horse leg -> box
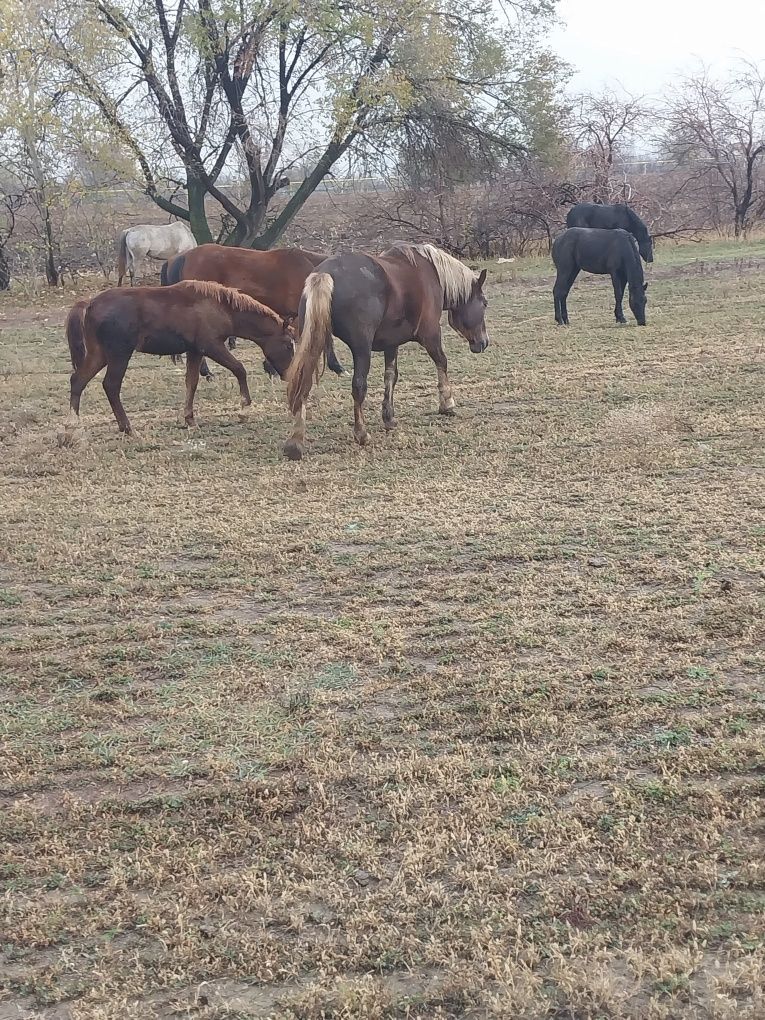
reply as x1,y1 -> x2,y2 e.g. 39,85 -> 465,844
201,344 -> 252,410
327,337 -> 346,376
285,403 -> 307,460
553,272 -> 564,325
200,358 -> 214,381
421,333 -> 456,415
554,268 -> 578,325
129,246 -> 143,286
227,337 -> 237,350
382,347 -> 399,430
351,345 -> 372,446
183,351 -> 203,427
612,273 -> 627,324
69,345 -> 108,421
102,353 -> 134,434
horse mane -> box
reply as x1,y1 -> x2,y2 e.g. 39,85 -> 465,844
175,279 -> 283,324
388,243 -> 477,306
624,205 -> 649,239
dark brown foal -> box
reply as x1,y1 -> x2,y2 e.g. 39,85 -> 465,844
68,281 -> 294,435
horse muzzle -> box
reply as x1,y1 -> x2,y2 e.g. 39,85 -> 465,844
469,335 -> 489,354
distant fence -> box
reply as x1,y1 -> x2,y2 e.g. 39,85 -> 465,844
74,159 -> 720,204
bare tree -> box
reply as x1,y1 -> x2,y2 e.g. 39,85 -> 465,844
664,62 -> 765,237
572,89 -> 647,202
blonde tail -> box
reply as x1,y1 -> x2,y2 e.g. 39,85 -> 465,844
284,272 -> 334,460
286,273 -> 334,415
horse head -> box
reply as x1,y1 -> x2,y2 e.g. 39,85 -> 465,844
638,235 -> 654,263
629,281 -> 648,326
448,269 -> 490,353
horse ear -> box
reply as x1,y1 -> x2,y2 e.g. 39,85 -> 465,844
476,269 -> 487,289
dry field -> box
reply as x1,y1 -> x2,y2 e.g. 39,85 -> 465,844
1,240 -> 764,1019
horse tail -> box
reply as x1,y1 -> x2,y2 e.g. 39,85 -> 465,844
66,300 -> 88,370
286,273 -> 334,414
164,253 -> 185,286
117,230 -> 129,286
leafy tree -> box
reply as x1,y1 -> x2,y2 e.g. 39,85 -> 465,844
0,3 -> 70,284
44,0 -> 565,247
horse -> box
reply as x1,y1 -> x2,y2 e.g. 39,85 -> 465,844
161,243 -> 345,377
117,222 -> 197,286
552,228 -> 648,327
67,281 -> 295,436
283,243 -> 490,460
566,203 -> 654,263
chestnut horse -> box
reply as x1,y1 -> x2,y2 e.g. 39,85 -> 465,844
162,244 -> 345,377
284,243 -> 490,460
67,281 -> 295,435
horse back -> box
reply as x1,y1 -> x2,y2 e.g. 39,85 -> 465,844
568,202 -> 639,233
554,227 -> 635,275
319,249 -> 441,344
87,284 -> 229,355
176,244 -> 321,317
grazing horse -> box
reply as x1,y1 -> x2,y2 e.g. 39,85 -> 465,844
117,222 -> 197,286
552,228 -> 648,327
67,281 -> 295,435
162,243 -> 345,377
566,203 -> 654,263
284,243 -> 490,460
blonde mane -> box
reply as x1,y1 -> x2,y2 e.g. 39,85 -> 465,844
388,243 -> 478,306
175,279 -> 283,324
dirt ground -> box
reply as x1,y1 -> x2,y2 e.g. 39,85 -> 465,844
0,239 -> 764,1019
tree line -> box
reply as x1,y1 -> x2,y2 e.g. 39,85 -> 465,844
1,1 -> 764,287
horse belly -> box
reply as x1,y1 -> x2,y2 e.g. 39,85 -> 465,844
138,332 -> 190,356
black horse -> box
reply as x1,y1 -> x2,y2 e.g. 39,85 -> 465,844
566,202 -> 654,263
552,228 -> 648,327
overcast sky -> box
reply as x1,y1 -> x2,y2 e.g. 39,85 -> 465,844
549,0 -> 765,95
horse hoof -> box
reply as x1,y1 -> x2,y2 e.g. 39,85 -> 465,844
439,405 -> 457,417
383,417 -> 398,431
354,430 -> 371,447
284,439 -> 304,461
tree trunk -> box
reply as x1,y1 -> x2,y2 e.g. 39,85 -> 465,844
225,209 -> 268,248
187,175 -> 214,243
0,246 -> 10,291
41,204 -> 60,287
253,136 -> 355,249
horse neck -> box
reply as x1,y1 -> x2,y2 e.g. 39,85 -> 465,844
624,243 -> 644,288
230,306 -> 275,340
626,208 -> 645,238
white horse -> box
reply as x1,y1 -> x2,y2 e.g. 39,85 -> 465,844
117,222 -> 197,286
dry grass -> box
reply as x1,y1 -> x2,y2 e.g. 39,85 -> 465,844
1,239 -> 764,1019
